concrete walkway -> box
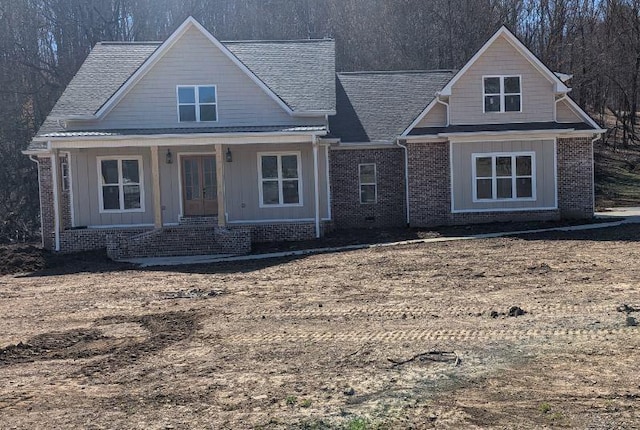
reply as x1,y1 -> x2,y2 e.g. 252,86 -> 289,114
122,207 -> 640,268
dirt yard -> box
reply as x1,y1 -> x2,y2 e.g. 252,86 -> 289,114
1,225 -> 640,429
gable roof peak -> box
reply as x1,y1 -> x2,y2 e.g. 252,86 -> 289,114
439,24 -> 569,96
93,14 -> 303,119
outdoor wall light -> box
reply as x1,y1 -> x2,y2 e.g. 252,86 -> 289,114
226,147 -> 233,162
166,148 -> 173,164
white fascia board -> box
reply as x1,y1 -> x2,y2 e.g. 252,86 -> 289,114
401,97 -> 440,137
48,132 -> 326,149
439,27 -> 569,97
94,17 -> 294,119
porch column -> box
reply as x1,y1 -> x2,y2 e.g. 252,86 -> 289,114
150,146 -> 163,228
215,144 -> 226,227
51,149 -> 62,251
313,138 -> 320,238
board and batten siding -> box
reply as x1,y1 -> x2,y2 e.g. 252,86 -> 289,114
224,143 -> 329,222
416,102 -> 447,128
449,36 -> 555,125
85,26 -> 322,130
68,143 -> 328,227
451,139 -> 557,212
70,147 -> 155,227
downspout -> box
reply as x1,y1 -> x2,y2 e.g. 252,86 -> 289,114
395,138 -> 410,226
555,94 -> 568,122
29,155 -> 45,248
435,93 -> 450,126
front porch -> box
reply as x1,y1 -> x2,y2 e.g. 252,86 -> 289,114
43,131 -> 332,257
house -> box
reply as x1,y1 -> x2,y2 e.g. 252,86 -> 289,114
24,17 -> 605,258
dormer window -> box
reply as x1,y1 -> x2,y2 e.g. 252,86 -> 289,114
177,85 -> 217,122
483,76 -> 521,113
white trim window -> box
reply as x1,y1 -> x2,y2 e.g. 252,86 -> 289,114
177,85 -> 217,122
473,152 -> 535,201
483,75 -> 521,113
358,163 -> 377,204
60,155 -> 70,192
98,156 -> 145,213
258,152 -> 303,207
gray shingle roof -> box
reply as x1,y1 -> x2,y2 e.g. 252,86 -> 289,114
34,37 -> 335,142
409,121 -> 597,136
330,71 -> 455,143
37,42 -> 161,135
225,40 -> 335,113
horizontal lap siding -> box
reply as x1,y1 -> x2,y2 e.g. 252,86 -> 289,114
94,27 -> 320,130
416,102 -> 447,127
451,140 -> 556,211
450,36 -> 555,125
556,99 -> 584,123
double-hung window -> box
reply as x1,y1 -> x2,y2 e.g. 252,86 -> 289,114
177,85 -> 217,122
483,76 -> 521,113
98,157 -> 144,212
359,163 -> 377,204
473,153 -> 535,201
258,153 -> 302,207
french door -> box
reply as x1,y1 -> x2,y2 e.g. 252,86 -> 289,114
182,155 -> 217,217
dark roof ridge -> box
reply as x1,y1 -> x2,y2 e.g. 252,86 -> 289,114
338,69 -> 456,76
223,38 -> 334,44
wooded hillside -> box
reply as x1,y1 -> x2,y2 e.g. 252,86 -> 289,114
1,0 -> 638,242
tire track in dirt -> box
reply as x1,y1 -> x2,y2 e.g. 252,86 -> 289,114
225,326 -> 636,344
253,303 -> 612,320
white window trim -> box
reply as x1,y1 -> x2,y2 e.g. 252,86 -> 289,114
257,151 -> 304,208
482,75 -> 522,113
471,151 -> 536,203
60,155 -> 70,192
97,156 -> 145,213
358,163 -> 377,204
176,85 -> 218,123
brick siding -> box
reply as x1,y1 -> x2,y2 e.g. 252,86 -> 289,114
241,221 -> 334,243
37,156 -> 55,250
406,142 -> 451,227
330,147 -> 406,228
60,227 -> 152,254
106,226 -> 251,260
557,137 -> 594,218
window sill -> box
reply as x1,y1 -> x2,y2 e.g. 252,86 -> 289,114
259,203 -> 304,209
99,208 -> 146,214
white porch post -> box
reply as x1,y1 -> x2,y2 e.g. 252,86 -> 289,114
51,149 -> 61,251
215,144 -> 226,227
313,137 -> 320,238
150,146 -> 163,228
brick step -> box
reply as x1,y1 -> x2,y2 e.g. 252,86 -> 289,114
178,216 -> 218,226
